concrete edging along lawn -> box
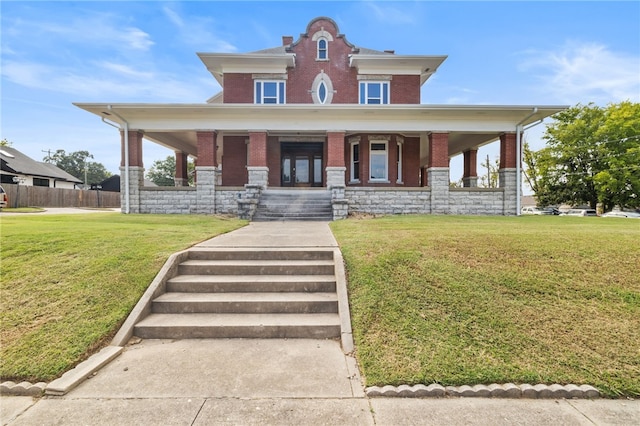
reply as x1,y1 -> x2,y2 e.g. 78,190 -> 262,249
366,383 -> 600,399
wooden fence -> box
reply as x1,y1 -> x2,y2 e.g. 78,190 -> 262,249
2,184 -> 121,208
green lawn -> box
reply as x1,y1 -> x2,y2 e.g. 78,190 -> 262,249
0,213 -> 246,381
330,215 -> 640,397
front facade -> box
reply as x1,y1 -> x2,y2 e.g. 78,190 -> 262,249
76,17 -> 565,218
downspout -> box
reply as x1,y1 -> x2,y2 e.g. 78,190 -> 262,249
515,107 -> 538,216
105,105 -> 130,214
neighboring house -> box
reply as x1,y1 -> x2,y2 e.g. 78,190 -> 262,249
93,175 -> 157,192
0,146 -> 82,189
75,16 -> 565,218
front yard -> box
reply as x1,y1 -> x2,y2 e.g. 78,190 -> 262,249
330,215 -> 640,397
1,213 -> 638,397
0,213 -> 245,381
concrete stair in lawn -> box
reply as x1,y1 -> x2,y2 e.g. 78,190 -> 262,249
133,248 -> 341,339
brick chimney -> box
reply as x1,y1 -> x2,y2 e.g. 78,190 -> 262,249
282,36 -> 293,46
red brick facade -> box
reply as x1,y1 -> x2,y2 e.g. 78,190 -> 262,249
217,17 -> 443,188
221,136 -> 247,186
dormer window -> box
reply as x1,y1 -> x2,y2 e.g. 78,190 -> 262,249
317,38 -> 328,60
255,81 -> 285,104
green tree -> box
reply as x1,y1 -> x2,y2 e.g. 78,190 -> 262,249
0,138 -> 12,147
146,155 -> 195,186
530,102 -> 640,211
44,150 -> 111,186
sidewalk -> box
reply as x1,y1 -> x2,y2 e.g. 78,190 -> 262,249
2,222 -> 639,425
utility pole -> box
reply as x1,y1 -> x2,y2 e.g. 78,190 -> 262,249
485,154 -> 491,188
42,149 -> 54,162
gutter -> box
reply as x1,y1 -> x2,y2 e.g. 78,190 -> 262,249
102,106 -> 130,214
515,108 -> 538,216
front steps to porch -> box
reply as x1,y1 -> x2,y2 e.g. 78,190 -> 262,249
133,248 -> 341,339
253,189 -> 333,221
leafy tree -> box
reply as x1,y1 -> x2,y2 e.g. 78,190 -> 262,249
146,155 -> 195,186
0,138 -> 12,147
528,102 -> 640,211
44,150 -> 111,186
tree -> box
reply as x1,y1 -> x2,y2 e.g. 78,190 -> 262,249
528,102 -> 640,211
0,138 -> 12,147
44,150 -> 111,186
146,155 -> 195,186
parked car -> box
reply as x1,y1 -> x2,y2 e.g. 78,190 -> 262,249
521,206 -> 553,215
544,207 -> 560,215
0,185 -> 7,210
602,211 -> 640,218
561,209 -> 598,217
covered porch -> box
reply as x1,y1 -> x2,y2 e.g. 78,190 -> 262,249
74,103 -> 564,218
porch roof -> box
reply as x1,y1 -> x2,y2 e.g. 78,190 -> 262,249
74,103 -> 566,158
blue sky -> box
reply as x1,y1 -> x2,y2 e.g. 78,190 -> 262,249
2,1 -> 639,185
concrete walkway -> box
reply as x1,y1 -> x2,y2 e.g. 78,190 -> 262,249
2,222 -> 639,425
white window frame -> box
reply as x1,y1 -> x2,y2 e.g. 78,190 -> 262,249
317,37 -> 328,60
369,140 -> 389,182
254,80 -> 286,104
349,137 -> 361,183
359,81 -> 390,104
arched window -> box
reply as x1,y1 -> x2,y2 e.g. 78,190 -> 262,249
317,38 -> 328,60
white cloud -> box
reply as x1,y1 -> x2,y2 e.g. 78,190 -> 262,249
162,6 -> 236,52
97,62 -> 154,80
520,41 -> 640,104
3,13 -> 154,52
2,60 -> 219,102
364,1 -> 418,25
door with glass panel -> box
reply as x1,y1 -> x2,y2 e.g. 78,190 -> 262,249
280,142 -> 323,187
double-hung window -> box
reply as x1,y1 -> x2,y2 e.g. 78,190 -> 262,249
396,139 -> 404,184
350,141 -> 360,182
370,141 -> 388,181
317,38 -> 328,60
359,81 -> 389,104
255,81 -> 286,104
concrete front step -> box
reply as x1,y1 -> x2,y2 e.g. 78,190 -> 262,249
255,190 -> 333,222
134,313 -> 341,339
167,275 -> 337,293
253,216 -> 334,222
152,292 -> 338,314
132,247 -> 343,340
187,249 -> 334,261
178,259 -> 335,276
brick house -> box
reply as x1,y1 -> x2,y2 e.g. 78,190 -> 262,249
75,17 -> 564,219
